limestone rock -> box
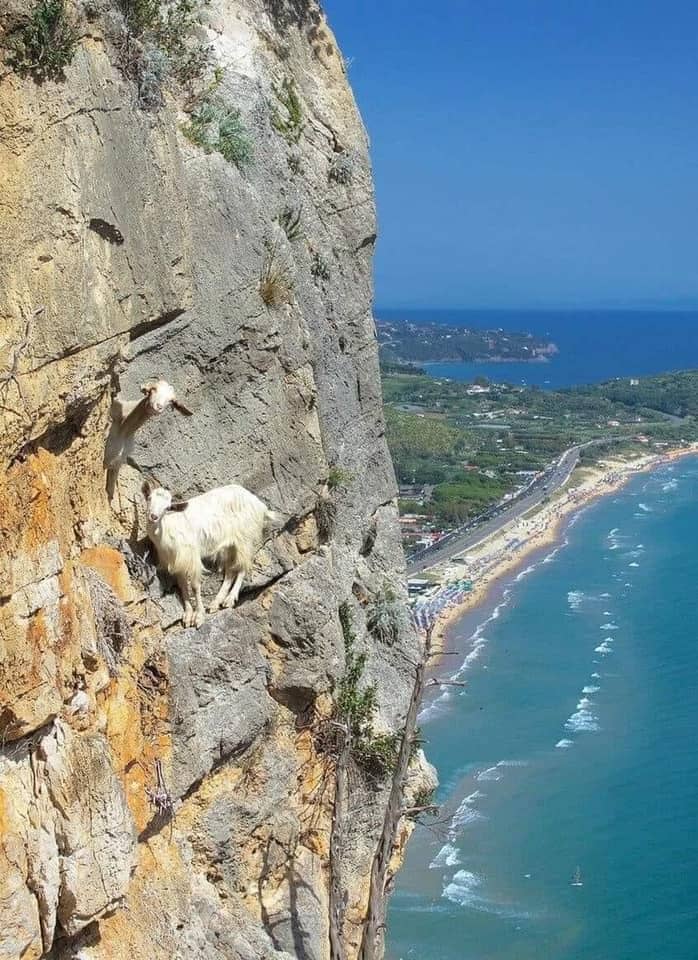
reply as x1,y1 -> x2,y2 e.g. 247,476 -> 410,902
167,610 -> 275,797
0,0 -> 426,956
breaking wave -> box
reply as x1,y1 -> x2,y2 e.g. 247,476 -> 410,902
429,843 -> 462,869
567,590 -> 584,610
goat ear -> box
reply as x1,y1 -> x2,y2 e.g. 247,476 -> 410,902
169,500 -> 189,512
141,480 -> 152,498
172,399 -> 193,417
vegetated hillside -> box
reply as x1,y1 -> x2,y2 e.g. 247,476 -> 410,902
0,4 -> 432,959
377,317 -> 558,364
383,370 -> 698,525
571,370 -> 698,418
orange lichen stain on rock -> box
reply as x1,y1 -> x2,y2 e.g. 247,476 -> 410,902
22,609 -> 54,692
104,665 -> 171,832
175,763 -> 244,832
55,564 -> 84,665
294,727 -> 331,859
88,837 -> 191,960
100,627 -> 174,831
8,451 -> 58,552
0,788 -> 10,840
80,546 -> 135,602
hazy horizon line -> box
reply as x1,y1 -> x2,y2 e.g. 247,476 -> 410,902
376,303 -> 698,313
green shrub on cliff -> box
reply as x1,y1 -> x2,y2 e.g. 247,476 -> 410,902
336,603 -> 400,776
182,98 -> 252,168
7,0 -> 79,82
115,0 -> 212,107
271,76 -> 304,144
366,584 -> 405,646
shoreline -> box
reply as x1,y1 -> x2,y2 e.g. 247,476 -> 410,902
417,444 -> 698,669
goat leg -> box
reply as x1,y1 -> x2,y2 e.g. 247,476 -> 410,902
222,570 -> 245,608
192,578 -> 205,628
176,574 -> 195,627
210,551 -> 236,611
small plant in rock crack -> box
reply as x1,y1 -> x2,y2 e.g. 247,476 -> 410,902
7,0 -> 79,82
366,583 -> 406,646
182,97 -> 253,168
328,151 -> 354,185
327,465 -> 353,491
259,241 -> 293,307
278,204 -> 303,241
287,152 -> 303,176
310,251 -> 331,282
271,76 -> 304,144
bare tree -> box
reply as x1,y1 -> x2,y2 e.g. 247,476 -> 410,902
358,625 -> 433,960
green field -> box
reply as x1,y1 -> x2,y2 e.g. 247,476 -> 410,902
383,369 -> 698,527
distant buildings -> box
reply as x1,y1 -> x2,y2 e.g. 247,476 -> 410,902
466,384 -> 491,395
398,483 -> 435,502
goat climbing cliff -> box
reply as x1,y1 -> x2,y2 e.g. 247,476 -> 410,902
0,2 -> 434,959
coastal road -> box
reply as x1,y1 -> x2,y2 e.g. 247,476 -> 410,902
406,445 -> 582,576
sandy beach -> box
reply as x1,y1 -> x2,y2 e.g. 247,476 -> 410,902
414,444 -> 698,660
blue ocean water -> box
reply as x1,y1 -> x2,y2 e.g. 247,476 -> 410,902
387,458 -> 698,960
376,309 -> 698,387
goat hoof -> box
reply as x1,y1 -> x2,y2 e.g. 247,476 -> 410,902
208,602 -> 221,614
193,610 -> 205,628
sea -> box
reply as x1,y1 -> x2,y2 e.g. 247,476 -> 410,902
376,309 -> 698,387
386,457 -> 698,960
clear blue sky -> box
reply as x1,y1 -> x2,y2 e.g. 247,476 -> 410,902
322,0 -> 698,309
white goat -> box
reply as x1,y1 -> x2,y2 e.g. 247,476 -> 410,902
104,379 -> 192,500
143,480 -> 278,628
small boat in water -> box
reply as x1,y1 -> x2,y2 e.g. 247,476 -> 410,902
571,866 -> 583,887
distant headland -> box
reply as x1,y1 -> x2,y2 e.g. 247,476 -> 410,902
376,316 -> 558,365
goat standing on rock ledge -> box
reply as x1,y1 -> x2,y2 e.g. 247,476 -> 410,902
104,379 -> 192,501
143,480 -> 279,628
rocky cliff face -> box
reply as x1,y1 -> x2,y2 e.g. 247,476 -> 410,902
0,2 -> 430,958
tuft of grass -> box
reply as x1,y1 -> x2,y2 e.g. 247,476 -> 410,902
327,465 -> 353,491
259,242 -> 293,307
218,109 -> 253,166
328,151 -> 354,185
310,251 -> 331,282
182,97 -> 252,168
315,494 -> 336,543
366,584 -> 405,646
287,152 -> 302,176
8,0 -> 79,82
278,204 -> 303,241
271,76 -> 304,144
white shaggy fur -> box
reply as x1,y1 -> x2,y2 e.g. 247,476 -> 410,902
143,481 -> 278,628
104,379 -> 192,501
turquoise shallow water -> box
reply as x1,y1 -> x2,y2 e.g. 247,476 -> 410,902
387,457 -> 698,960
